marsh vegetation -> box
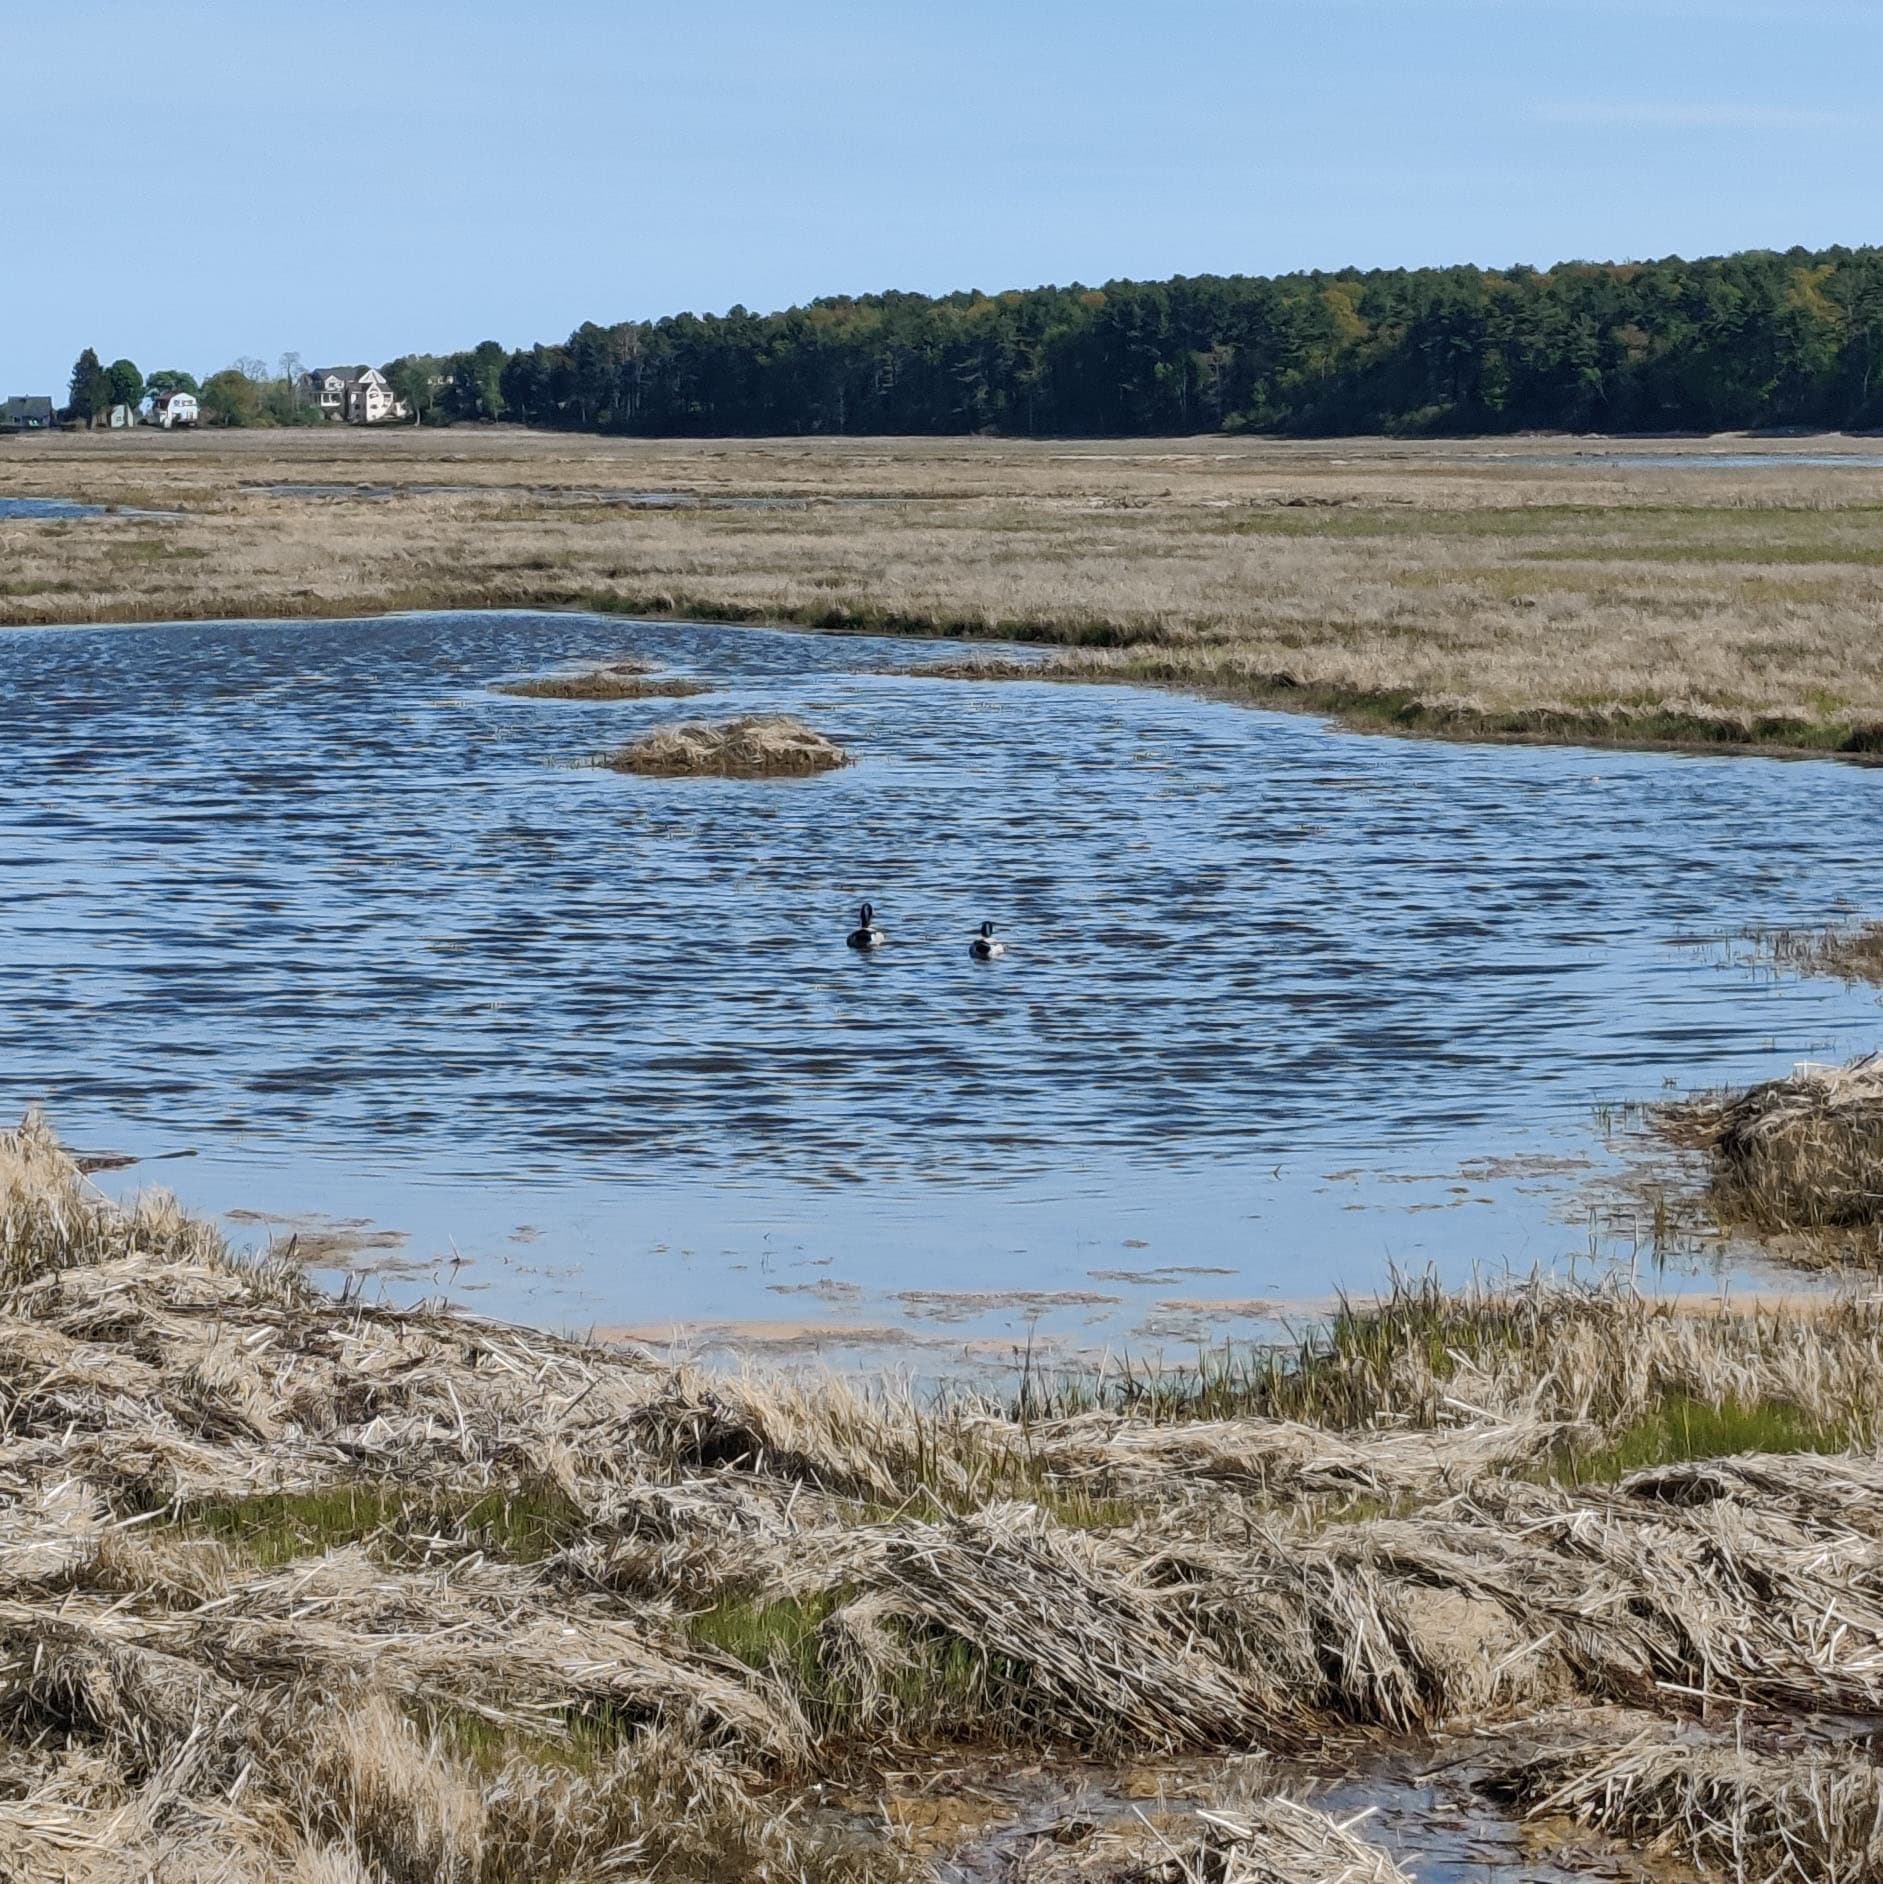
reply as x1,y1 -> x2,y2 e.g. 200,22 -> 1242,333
493,666 -> 715,700
1657,1050 -> 1883,1275
10,1116 -> 1883,1878
12,430 -> 1883,756
604,712 -> 850,777
1758,919 -> 1883,986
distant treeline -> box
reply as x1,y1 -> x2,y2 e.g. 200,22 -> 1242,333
63,246 -> 1883,439
379,246 -> 1883,438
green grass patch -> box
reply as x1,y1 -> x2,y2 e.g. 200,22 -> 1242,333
172,1479 -> 584,1567
692,1591 -> 838,1687
1567,1394 -> 1847,1485
689,1590 -> 1003,1737
102,537 -> 208,564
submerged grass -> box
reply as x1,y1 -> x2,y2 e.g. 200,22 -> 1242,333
1760,918 -> 1883,985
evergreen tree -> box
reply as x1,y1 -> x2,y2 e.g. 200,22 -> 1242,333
67,349 -> 110,427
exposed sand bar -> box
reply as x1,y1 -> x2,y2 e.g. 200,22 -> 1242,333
9,428 -> 1883,755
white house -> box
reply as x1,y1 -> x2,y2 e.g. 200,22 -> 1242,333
148,391 -> 199,429
298,366 -> 408,425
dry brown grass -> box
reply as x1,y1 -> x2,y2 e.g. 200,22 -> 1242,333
14,1113 -> 1883,1875
605,712 -> 849,776
1490,1715 -> 1883,1884
1660,1051 -> 1883,1240
492,665 -> 713,700
10,428 -> 1883,755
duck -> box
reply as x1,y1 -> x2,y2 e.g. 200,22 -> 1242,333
847,902 -> 887,950
969,920 -> 1005,961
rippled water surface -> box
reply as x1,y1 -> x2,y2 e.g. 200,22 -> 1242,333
4,609 -> 1880,1358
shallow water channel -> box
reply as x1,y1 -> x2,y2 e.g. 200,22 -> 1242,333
3,608 -> 1879,1365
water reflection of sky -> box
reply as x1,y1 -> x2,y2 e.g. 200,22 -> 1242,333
3,608 -> 1879,1367
0,496 -> 105,519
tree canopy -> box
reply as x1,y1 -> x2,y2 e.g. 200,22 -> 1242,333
398,245 -> 1883,437
105,359 -> 143,412
199,368 -> 263,427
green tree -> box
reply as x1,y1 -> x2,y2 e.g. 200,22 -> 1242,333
200,368 -> 263,427
105,358 -> 144,414
67,348 -> 110,427
452,340 -> 507,420
144,369 -> 201,399
383,354 -> 446,424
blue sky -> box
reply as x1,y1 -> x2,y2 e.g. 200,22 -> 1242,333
2,0 -> 1873,395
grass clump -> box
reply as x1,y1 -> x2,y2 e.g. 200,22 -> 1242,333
494,665 -> 714,700
1659,1050 -> 1883,1236
1761,918 -> 1883,985
605,712 -> 850,777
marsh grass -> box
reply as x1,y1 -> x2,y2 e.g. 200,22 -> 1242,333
13,430 -> 1883,757
1759,919 -> 1883,985
606,712 -> 850,776
689,1591 -> 1002,1739
493,666 -> 714,701
1565,1393 -> 1848,1485
14,1114 -> 1883,1875
1660,1050 -> 1883,1238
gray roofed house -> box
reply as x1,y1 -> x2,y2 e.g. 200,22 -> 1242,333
297,367 -> 407,425
1,397 -> 55,432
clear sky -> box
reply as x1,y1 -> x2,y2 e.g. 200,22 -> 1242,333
3,0 -> 1875,396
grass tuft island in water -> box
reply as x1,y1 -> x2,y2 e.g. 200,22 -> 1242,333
12,1113 -> 1883,1878
604,712 -> 851,777
492,660 -> 715,701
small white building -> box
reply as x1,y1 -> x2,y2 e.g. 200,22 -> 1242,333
149,392 -> 199,429
298,366 -> 408,425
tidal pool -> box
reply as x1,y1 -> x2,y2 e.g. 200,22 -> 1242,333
2,608 -> 1879,1366
0,496 -> 105,519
